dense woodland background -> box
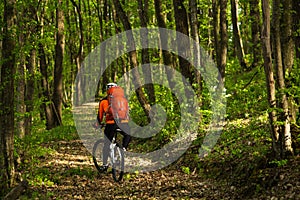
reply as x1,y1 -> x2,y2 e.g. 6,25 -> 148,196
0,0 -> 300,198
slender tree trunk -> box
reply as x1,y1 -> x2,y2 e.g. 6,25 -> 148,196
52,0 -> 65,127
112,0 -> 151,118
23,5 -> 38,136
16,2 -> 38,137
281,0 -> 296,125
207,3 -> 214,57
38,4 -> 55,130
39,44 -> 55,130
249,0 -> 261,69
24,48 -> 36,135
154,0 -> 176,90
173,0 -> 194,88
261,0 -> 280,158
0,0 -> 16,192
95,0 -> 104,41
281,0 -> 294,155
219,0 -> 228,83
71,0 -> 85,106
230,0 -> 246,68
138,0 -> 156,105
213,0 -> 227,85
294,1 -> 300,59
272,0 -> 293,157
16,25 -> 26,138
212,0 -> 220,65
281,0 -> 294,75
189,0 -> 203,101
293,0 -> 300,122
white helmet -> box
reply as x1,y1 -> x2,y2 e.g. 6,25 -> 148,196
106,82 -> 117,90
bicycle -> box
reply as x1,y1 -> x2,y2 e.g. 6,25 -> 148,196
92,125 -> 125,182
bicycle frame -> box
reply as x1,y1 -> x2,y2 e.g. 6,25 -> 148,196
92,125 -> 124,182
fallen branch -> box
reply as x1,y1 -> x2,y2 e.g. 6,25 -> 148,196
3,180 -> 28,200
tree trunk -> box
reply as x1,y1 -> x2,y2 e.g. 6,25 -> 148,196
52,0 -> 65,127
0,0 -> 16,192
212,0 -> 220,65
294,1 -> 300,59
272,0 -> 293,157
24,48 -> 36,135
281,0 -> 294,75
219,0 -> 228,83
39,43 -> 55,130
154,0 -> 176,90
261,0 -> 281,158
213,0 -> 227,84
189,0 -> 203,101
112,0 -> 151,119
138,0 -> 156,105
71,0 -> 85,106
293,0 -> 300,122
249,0 -> 261,69
280,0 -> 294,155
230,0 -> 246,68
16,2 -> 38,137
281,0 -> 296,125
173,0 -> 194,88
16,28 -> 26,138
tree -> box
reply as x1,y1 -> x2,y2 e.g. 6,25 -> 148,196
219,0 -> 228,83
70,0 -> 85,106
112,0 -> 151,120
230,0 -> 246,68
189,0 -> 202,98
261,0 -> 281,158
272,0 -> 292,157
249,0 -> 261,69
154,0 -> 176,90
173,0 -> 193,88
281,0 -> 297,125
138,0 -> 156,105
0,0 -> 16,192
212,0 -> 228,83
24,4 -> 38,135
52,0 -> 65,127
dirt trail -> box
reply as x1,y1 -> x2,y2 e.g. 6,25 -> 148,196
28,137 -> 300,200
29,139 -> 233,200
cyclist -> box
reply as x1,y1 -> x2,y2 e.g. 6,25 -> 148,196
95,83 -> 131,172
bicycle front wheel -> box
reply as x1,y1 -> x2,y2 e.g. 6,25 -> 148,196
92,139 -> 104,173
111,144 -> 124,182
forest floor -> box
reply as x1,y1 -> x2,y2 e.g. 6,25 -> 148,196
19,138 -> 300,200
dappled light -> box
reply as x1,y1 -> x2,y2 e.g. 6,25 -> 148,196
1,0 -> 299,199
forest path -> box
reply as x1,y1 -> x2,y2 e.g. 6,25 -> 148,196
31,139 -> 231,200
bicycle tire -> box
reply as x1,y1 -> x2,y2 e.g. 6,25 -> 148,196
92,139 -> 104,173
111,143 -> 124,182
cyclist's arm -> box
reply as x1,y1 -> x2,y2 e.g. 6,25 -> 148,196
97,100 -> 107,124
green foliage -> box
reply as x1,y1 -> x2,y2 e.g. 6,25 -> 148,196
129,84 -> 183,151
225,59 -> 268,119
181,166 -> 191,175
197,116 -> 271,183
64,167 -> 96,179
15,109 -> 79,187
269,159 -> 288,167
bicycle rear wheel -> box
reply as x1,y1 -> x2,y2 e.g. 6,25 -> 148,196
111,144 -> 124,182
92,139 -> 104,173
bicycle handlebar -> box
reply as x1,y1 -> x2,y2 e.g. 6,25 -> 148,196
92,122 -> 105,129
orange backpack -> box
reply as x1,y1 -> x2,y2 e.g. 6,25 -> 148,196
106,86 -> 129,123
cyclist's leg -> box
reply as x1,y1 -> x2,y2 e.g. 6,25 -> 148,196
103,124 -> 116,165
118,123 -> 131,149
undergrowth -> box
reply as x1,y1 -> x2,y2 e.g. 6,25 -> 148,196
14,109 -> 80,189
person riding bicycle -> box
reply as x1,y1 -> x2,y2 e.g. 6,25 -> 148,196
95,82 -> 131,172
